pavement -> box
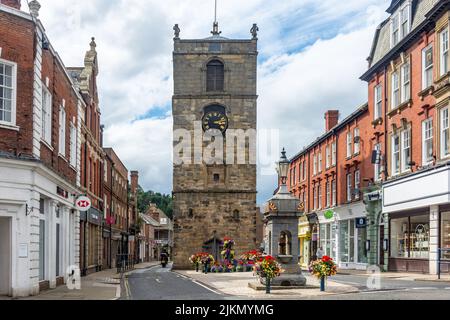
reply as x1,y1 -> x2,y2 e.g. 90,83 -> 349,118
8,261 -> 160,300
336,268 -> 450,282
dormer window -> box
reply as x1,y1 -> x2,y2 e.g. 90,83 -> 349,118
390,2 -> 411,48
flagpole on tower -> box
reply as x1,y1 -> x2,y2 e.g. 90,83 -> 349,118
212,0 -> 221,35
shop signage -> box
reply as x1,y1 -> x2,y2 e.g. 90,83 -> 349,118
57,186 -> 69,199
324,210 -> 334,220
75,196 -> 92,212
367,191 -> 381,202
356,218 -> 367,229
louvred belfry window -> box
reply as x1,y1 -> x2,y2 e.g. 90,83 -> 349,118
206,60 -> 224,91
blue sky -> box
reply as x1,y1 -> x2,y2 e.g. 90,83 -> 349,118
35,0 -> 391,204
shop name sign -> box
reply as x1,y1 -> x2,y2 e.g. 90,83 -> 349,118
355,218 -> 367,229
367,191 -> 381,202
75,196 -> 92,212
324,210 -> 335,220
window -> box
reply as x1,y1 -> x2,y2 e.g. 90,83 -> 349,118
313,185 -> 317,210
392,133 -> 400,176
104,160 -> 108,182
332,179 -> 337,207
391,71 -> 400,109
347,173 -> 353,202
70,123 -> 77,167
401,62 -> 410,102
326,181 -> 331,208
339,220 -> 355,263
391,14 -> 400,47
313,154 -> 317,175
441,107 -> 450,158
206,59 -> 224,91
422,118 -> 433,165
299,162 -> 303,182
318,152 -> 322,173
400,5 -> 410,38
347,131 -> 352,158
39,199 -> 46,281
401,128 -> 411,172
354,170 -> 361,200
293,166 -> 296,183
318,184 -> 322,210
0,61 -> 16,125
374,144 -> 382,182
354,128 -> 360,155
58,105 -> 66,156
326,146 -> 331,169
422,45 -> 433,89
41,86 -> 52,144
441,212 -> 450,260
331,141 -> 337,166
374,84 -> 382,120
390,215 -> 429,259
441,28 -> 449,76
320,223 -> 336,259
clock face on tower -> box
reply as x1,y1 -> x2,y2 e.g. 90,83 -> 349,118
202,110 -> 229,133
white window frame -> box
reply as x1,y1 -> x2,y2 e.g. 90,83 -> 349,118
374,84 -> 382,120
392,133 -> 401,176
326,145 -> 331,169
332,179 -> 337,207
374,143 -> 382,182
354,170 -> 361,200
0,59 -> 17,127
441,107 -> 450,159
326,181 -> 331,208
331,141 -> 337,166
41,85 -> 52,144
318,183 -> 322,210
347,131 -> 352,158
313,154 -> 317,176
441,28 -> 449,77
422,45 -> 434,89
318,152 -> 322,173
69,122 -> 77,168
354,128 -> 360,155
422,118 -> 434,165
400,5 -> 410,39
401,62 -> 410,103
392,71 -> 400,109
347,173 -> 353,202
313,185 -> 317,210
59,105 -> 66,157
391,13 -> 400,47
401,128 -> 411,173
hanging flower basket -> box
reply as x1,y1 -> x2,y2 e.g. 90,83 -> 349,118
309,256 -> 337,292
253,255 -> 284,294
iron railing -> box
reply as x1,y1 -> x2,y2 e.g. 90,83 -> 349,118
116,254 -> 135,274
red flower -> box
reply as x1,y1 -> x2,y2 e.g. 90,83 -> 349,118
322,256 -> 332,262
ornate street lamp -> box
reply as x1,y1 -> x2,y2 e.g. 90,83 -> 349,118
276,148 -> 290,194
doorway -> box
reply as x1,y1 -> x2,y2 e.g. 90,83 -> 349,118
379,225 -> 385,266
0,217 -> 12,296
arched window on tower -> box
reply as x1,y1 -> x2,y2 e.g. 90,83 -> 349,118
206,59 -> 224,91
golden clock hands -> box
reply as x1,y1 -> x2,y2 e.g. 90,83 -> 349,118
213,120 -> 226,125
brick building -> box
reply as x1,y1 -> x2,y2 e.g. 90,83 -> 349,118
361,0 -> 450,274
128,171 -> 140,262
103,148 -> 129,269
146,203 -> 174,258
289,105 -> 377,270
68,37 -> 105,276
0,0 -> 83,297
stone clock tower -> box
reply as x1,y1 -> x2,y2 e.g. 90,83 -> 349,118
172,22 -> 259,269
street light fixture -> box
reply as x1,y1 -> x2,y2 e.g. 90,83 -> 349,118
277,148 -> 290,186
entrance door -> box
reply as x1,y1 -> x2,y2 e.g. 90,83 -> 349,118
203,237 -> 223,262
379,225 -> 385,266
0,217 -> 11,295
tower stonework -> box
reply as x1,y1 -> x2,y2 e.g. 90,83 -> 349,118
172,26 -> 258,269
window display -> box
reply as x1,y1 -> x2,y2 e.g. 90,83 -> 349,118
390,215 -> 429,259
357,228 -> 368,263
441,212 -> 450,260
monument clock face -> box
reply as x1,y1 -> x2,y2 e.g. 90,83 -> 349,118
202,110 -> 228,133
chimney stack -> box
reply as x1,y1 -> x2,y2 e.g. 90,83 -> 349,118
130,171 -> 139,195
0,0 -> 21,10
325,110 -> 339,132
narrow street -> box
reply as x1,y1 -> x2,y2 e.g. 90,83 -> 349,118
123,264 -> 228,300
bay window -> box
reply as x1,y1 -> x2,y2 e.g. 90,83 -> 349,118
422,45 -> 433,89
374,84 -> 382,120
441,107 -> 450,158
392,71 -> 400,109
0,60 -> 16,126
440,28 -> 449,76
392,133 -> 400,176
422,118 -> 433,165
401,62 -> 410,102
401,128 -> 411,172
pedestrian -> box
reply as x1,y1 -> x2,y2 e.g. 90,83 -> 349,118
316,246 -> 325,260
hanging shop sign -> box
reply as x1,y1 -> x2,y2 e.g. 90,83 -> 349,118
75,196 -> 92,212
356,217 -> 367,229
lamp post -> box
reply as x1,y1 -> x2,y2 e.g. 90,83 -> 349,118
276,148 -> 290,193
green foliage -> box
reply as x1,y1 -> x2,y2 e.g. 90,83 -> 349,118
137,186 -> 173,219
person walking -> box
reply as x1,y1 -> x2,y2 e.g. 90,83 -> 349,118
316,246 -> 325,260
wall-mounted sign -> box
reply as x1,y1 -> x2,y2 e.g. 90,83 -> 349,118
367,191 -> 381,202
356,218 -> 367,229
18,243 -> 28,258
57,186 -> 69,199
324,210 -> 334,220
75,196 -> 92,212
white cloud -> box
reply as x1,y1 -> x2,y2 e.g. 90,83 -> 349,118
30,0 -> 390,203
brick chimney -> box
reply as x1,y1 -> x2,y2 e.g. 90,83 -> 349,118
325,110 -> 339,132
130,171 -> 139,195
0,0 -> 21,10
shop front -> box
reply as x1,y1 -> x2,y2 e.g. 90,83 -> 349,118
298,216 -> 311,269
383,164 -> 450,274
318,202 -> 368,270
80,208 -> 103,275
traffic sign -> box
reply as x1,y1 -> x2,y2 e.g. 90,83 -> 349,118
75,196 -> 91,212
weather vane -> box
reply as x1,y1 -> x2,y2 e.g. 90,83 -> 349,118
211,0 -> 221,35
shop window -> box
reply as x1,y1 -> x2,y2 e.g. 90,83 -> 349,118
390,215 -> 430,259
441,212 -> 450,260
357,228 -> 368,264
339,220 -> 355,263
320,223 -> 336,260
